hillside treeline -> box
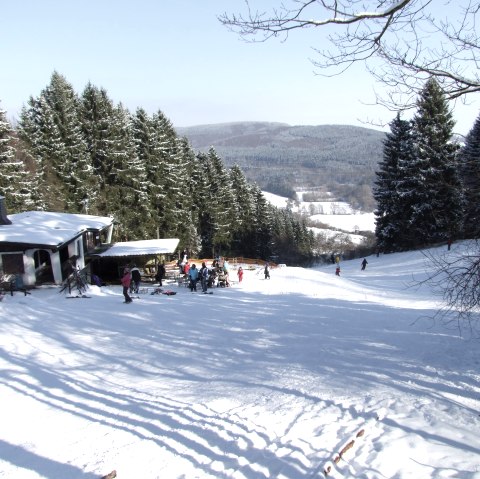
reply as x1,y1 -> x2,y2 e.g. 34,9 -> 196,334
177,122 -> 385,211
0,72 -> 315,265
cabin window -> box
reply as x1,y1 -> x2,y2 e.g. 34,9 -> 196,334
1,253 -> 25,275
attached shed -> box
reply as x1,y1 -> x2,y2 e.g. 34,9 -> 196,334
89,239 -> 180,282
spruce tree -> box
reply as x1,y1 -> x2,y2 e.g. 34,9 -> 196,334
229,165 -> 256,255
0,106 -> 33,211
374,114 -> 415,250
18,96 -> 63,210
42,72 -> 97,212
408,78 -> 462,247
458,112 -> 480,238
251,184 -> 273,259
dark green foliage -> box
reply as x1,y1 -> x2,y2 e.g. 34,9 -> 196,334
0,107 -> 34,211
6,72 -> 316,265
374,114 -> 415,250
458,113 -> 480,238
375,79 -> 464,251
408,79 -> 462,246
176,122 -> 385,210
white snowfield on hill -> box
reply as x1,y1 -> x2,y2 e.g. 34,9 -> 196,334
262,191 -> 376,237
0,245 -> 479,479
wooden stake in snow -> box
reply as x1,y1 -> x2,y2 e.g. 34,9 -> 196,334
323,409 -> 385,476
101,471 -> 116,479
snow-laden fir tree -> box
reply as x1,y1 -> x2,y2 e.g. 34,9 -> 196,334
250,184 -> 273,259
149,110 -> 190,239
19,72 -> 97,212
458,112 -> 480,238
229,164 -> 257,256
0,105 -> 34,211
41,72 -> 97,212
407,78 -> 462,247
374,114 -> 415,251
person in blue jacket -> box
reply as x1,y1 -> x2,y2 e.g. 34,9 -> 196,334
188,264 -> 199,292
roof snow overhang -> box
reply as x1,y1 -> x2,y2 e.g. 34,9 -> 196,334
0,211 -> 114,251
92,239 -> 180,258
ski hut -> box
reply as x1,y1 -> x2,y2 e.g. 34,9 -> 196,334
0,196 -> 114,287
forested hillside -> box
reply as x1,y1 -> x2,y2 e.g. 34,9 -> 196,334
0,72 -> 317,265
176,122 -> 385,210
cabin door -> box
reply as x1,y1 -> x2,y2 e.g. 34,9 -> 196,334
34,250 -> 54,284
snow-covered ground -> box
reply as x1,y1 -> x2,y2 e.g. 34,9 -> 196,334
1,244 -> 479,478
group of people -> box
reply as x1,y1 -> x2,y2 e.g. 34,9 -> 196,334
119,257 -> 273,302
121,261 -> 166,303
184,259 -> 241,292
334,257 -> 369,276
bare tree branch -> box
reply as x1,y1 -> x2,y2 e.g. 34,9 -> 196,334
418,244 -> 480,337
219,0 -> 480,111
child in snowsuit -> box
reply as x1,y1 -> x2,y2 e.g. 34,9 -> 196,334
188,264 -> 199,292
237,266 -> 244,283
121,268 -> 133,303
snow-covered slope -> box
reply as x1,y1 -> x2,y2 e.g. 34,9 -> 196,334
0,245 -> 478,478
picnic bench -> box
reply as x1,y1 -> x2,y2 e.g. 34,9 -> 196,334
0,274 -> 31,297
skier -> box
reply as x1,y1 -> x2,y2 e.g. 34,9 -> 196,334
361,258 -> 368,271
264,262 -> 270,279
335,266 -> 341,276
237,266 -> 244,283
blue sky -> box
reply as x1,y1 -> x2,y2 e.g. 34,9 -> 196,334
1,0 -> 478,135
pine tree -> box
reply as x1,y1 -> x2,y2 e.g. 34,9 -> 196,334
458,112 -> 480,238
251,185 -> 273,259
408,78 -> 462,246
229,165 -> 256,255
205,147 -> 237,255
41,72 -> 97,212
0,106 -> 33,211
374,114 -> 415,250
18,96 -> 62,210
19,72 -> 97,212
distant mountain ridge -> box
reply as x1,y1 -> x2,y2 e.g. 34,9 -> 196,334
176,122 -> 386,210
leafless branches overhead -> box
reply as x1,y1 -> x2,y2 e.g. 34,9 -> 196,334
219,0 -> 480,111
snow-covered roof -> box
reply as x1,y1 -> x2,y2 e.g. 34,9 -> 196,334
0,211 -> 114,248
95,239 -> 180,257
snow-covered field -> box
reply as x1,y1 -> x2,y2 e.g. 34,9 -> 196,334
1,244 -> 479,478
262,191 -> 375,240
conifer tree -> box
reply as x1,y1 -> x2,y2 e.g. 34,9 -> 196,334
41,72 -> 97,212
0,106 -> 33,211
229,165 -> 256,255
19,72 -> 97,212
408,78 -> 462,246
251,184 -> 273,259
374,114 -> 415,250
172,137 -> 200,253
458,112 -> 480,238
18,96 -> 63,210
205,147 -> 237,255
149,110 -> 188,238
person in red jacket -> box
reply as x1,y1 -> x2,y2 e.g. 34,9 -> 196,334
237,266 -> 244,283
121,268 -> 133,303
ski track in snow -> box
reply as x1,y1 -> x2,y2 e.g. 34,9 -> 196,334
0,246 -> 480,478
